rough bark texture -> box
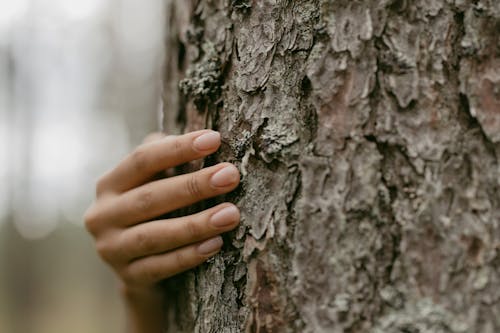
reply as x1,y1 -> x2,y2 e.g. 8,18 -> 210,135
161,1 -> 500,332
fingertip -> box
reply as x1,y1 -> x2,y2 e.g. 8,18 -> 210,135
210,163 -> 240,188
210,203 -> 240,228
192,130 -> 221,152
197,236 -> 223,255
216,202 -> 240,214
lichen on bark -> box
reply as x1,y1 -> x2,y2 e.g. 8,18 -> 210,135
179,41 -> 222,110
162,0 -> 500,332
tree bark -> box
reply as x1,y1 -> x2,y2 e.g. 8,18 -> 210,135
161,1 -> 500,332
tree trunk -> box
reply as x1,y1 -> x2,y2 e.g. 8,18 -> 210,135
161,1 -> 500,332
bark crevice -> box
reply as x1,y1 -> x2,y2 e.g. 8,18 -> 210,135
162,1 -> 500,332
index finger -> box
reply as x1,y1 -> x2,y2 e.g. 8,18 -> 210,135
97,130 -> 221,195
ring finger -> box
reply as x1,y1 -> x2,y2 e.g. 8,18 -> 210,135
119,203 -> 240,261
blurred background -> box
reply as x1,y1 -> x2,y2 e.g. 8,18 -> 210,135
0,0 -> 166,331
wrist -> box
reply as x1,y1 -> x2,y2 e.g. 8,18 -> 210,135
118,281 -> 165,333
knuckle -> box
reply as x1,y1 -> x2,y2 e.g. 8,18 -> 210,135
169,136 -> 187,161
185,218 -> 202,239
120,266 -> 137,285
130,146 -> 150,173
83,205 -> 102,235
173,136 -> 183,154
173,250 -> 189,271
135,231 -> 156,255
95,175 -> 109,197
145,267 -> 164,284
95,240 -> 115,263
185,174 -> 203,200
135,189 -> 154,213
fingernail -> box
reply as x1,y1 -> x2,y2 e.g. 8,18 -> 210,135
211,205 -> 240,228
210,165 -> 240,188
193,131 -> 220,151
198,236 -> 223,255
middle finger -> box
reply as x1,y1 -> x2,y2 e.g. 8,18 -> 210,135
107,163 -> 240,227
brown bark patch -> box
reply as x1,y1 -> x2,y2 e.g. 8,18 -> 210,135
478,78 -> 500,137
246,255 -> 285,333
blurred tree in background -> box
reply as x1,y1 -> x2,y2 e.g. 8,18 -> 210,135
161,1 -> 500,332
0,1 -> 165,332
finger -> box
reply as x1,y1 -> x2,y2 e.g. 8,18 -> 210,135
97,130 -> 221,195
143,133 -> 180,179
123,236 -> 223,285
144,133 -> 178,179
106,163 -> 240,227
119,203 -> 239,261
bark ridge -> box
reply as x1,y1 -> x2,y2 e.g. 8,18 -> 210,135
162,1 -> 500,332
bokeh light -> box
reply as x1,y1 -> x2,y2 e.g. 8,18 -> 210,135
0,0 -> 165,331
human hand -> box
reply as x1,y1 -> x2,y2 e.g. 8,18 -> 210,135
84,130 -> 240,295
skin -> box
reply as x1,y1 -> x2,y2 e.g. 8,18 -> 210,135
84,130 -> 241,333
